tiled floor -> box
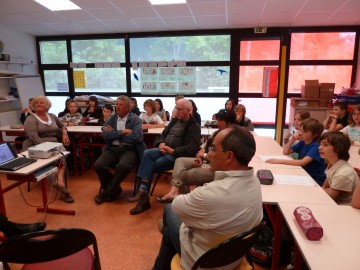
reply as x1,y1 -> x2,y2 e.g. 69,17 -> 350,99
1,168 -> 289,270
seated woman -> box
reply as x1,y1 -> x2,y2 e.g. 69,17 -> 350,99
130,97 -> 141,116
82,96 -> 102,119
97,104 -> 114,126
140,99 -> 165,129
154,98 -> 167,122
61,99 -> 83,126
58,98 -> 82,118
234,104 -> 254,131
23,96 -> 74,203
156,109 -> 236,202
189,99 -> 201,125
212,99 -> 235,120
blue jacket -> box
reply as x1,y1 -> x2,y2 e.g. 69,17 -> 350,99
102,112 -> 146,160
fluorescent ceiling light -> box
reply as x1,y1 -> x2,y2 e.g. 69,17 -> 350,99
149,0 -> 186,5
33,0 -> 81,11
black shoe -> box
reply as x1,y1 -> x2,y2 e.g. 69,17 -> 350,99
155,196 -> 174,204
130,199 -> 151,215
107,186 -> 122,202
95,193 -> 107,204
6,222 -> 47,238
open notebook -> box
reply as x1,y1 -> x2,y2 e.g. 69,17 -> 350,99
0,142 -> 37,171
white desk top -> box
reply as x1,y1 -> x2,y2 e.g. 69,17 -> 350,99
0,125 -> 24,132
0,151 -> 69,176
349,145 -> 359,169
279,202 -> 360,270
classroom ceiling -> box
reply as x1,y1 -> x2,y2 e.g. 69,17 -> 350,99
0,0 -> 359,36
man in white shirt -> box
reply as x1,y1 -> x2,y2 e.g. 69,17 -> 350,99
152,125 -> 263,270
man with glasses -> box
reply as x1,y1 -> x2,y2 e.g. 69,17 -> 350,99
152,126 -> 263,270
128,98 -> 201,215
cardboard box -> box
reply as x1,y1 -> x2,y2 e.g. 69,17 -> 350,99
291,98 -> 319,108
319,92 -> 334,98
301,80 -> 320,99
320,83 -> 335,93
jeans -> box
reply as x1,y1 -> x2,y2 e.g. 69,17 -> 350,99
153,204 -> 182,270
137,148 -> 177,193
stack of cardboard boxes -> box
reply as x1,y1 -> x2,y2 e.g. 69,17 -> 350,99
291,80 -> 335,108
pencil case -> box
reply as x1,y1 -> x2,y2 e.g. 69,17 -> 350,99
293,206 -> 323,241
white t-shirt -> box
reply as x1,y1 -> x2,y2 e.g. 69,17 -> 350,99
139,113 -> 163,125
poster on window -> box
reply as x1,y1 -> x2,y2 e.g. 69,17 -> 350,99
178,67 -> 195,81
141,67 -> 158,81
159,81 -> 177,95
159,67 -> 177,81
141,82 -> 158,95
178,81 -> 196,95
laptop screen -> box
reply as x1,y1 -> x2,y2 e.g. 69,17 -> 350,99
0,143 -> 16,164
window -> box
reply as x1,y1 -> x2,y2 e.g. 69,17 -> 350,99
239,66 -> 278,93
44,70 -> 69,92
39,41 -> 68,64
290,32 -> 355,60
240,40 -> 280,60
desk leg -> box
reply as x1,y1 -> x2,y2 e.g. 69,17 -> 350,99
264,204 -> 282,270
0,180 -> 6,216
293,245 -> 303,270
36,179 -> 75,216
70,134 -> 78,175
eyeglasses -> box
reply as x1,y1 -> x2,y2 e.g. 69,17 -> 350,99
175,107 -> 185,111
208,145 -> 228,153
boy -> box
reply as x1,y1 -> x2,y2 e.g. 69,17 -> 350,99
319,131 -> 358,205
266,118 -> 326,186
322,101 -> 349,131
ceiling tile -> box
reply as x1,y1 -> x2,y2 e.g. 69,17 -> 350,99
153,4 -> 192,17
72,0 -> 114,9
189,2 -> 225,16
117,5 -> 158,18
132,17 -> 167,31
87,8 -> 126,20
195,15 -> 227,28
55,10 -> 98,21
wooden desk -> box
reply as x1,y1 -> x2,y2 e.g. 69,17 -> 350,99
0,151 -> 75,216
279,203 -> 360,270
0,125 -> 25,144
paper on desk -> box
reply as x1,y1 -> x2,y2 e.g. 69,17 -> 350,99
274,174 -> 317,186
259,155 -> 293,162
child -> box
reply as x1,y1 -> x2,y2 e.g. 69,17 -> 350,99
58,98 -> 82,118
82,96 -> 102,119
283,109 -> 310,144
97,104 -> 114,126
341,105 -> 360,146
234,104 -> 254,131
266,118 -> 326,186
130,97 -> 141,116
322,101 -> 349,131
319,131 -> 358,205
61,99 -> 83,126
154,98 -> 167,122
140,99 -> 165,129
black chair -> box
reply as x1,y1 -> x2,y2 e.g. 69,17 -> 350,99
171,221 -> 266,270
0,228 -> 101,270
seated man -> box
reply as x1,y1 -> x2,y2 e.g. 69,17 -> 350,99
0,214 -> 46,238
152,126 -> 263,270
128,98 -> 201,215
94,95 -> 146,204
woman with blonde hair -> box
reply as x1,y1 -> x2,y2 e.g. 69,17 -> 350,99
23,96 -> 74,203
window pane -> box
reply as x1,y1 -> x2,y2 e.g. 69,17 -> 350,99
240,40 -> 280,60
71,39 -> 125,62
130,35 -> 230,61
131,66 -> 229,94
290,32 -> 355,60
40,41 -> 67,64
44,70 -> 69,92
74,68 -> 126,93
239,66 -> 278,93
288,65 -> 352,94
47,96 -> 69,116
240,98 -> 277,124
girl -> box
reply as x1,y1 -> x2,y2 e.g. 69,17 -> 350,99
234,104 -> 254,131
130,97 -> 141,116
82,96 -> 102,119
154,98 -> 167,122
61,99 -> 83,126
341,105 -> 360,146
97,104 -> 114,126
319,131 -> 358,205
140,99 -> 165,129
284,110 -> 310,144
189,99 -> 201,125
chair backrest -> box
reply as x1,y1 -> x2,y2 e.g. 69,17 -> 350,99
0,228 -> 101,270
191,221 -> 266,270
166,111 -> 170,121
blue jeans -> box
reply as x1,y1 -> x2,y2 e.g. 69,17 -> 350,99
137,148 -> 177,193
153,204 -> 182,270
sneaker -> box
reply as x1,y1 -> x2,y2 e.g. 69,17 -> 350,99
94,193 -> 107,204
62,193 -> 74,203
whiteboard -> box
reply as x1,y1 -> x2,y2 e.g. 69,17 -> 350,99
14,75 -> 45,109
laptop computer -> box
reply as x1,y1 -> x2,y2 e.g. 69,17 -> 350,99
0,142 -> 37,171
